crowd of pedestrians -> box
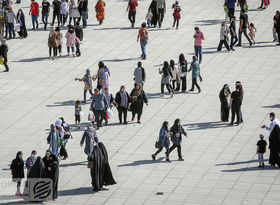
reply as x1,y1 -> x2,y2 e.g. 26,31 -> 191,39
5,0 -> 280,202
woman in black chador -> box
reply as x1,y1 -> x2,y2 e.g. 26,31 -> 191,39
23,156 -> 45,201
219,84 -> 231,122
269,124 -> 280,167
16,9 -> 28,38
89,139 -> 116,192
149,0 -> 158,27
43,150 -> 59,200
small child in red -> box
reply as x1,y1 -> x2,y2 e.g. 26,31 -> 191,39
172,1 -> 181,29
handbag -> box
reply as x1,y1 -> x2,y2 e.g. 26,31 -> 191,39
175,73 -> 181,83
155,141 -> 161,148
87,161 -> 93,169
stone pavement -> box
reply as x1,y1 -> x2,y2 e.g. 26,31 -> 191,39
1,0 -> 280,204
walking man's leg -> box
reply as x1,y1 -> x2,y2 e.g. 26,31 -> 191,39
243,28 -> 252,45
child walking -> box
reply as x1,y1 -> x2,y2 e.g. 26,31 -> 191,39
249,23 -> 257,45
145,9 -> 153,28
256,134 -> 267,168
65,25 -> 80,57
169,60 -> 179,90
75,100 -> 82,128
172,1 -> 181,29
55,27 -> 63,56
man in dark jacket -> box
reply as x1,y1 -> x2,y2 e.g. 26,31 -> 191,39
75,21 -> 83,56
90,88 -> 108,129
0,39 -> 9,72
236,81 -> 244,123
10,151 -> 24,196
115,86 -> 131,124
276,14 -> 280,45
229,85 -> 241,125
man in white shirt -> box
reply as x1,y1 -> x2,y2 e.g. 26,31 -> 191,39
261,112 -> 280,133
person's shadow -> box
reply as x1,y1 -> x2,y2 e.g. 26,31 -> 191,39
118,157 -> 166,167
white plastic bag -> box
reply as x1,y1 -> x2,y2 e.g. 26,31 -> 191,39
15,24 -> 20,32
107,108 -> 113,119
88,111 -> 95,121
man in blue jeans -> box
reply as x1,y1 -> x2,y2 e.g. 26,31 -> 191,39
229,16 -> 238,50
6,7 -> 17,39
78,0 -> 88,28
137,22 -> 148,59
42,0 -> 50,30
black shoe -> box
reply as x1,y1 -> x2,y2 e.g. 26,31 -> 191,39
231,48 -> 235,51
189,89 -> 194,92
262,163 -> 265,168
152,154 -> 155,160
32,28 -> 35,30
178,158 -> 184,161
166,158 -> 171,162
119,121 -> 122,124
198,89 -> 201,93
105,121 -> 108,125
258,165 -> 262,168
124,121 -> 128,125
96,126 -> 100,130
36,24 -> 39,29
229,123 -> 233,126
3,70 -> 9,72
235,44 -> 241,47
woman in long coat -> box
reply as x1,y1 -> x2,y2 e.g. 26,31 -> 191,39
43,151 -> 59,200
130,84 -> 148,123
69,0 -> 80,25
149,0 -> 158,27
219,84 -> 231,122
16,9 -> 27,38
80,124 -> 98,159
47,124 -> 60,156
269,124 -> 280,167
10,151 -> 24,196
48,27 -> 58,60
95,0 -> 105,25
159,61 -> 174,97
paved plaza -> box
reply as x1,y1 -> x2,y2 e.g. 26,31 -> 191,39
1,0 -> 280,204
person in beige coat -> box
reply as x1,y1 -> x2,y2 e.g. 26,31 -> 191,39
48,26 -> 58,60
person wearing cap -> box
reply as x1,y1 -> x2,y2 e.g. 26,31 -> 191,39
137,22 -> 148,59
261,112 -> 280,133
256,134 -> 267,168
0,39 -> 9,72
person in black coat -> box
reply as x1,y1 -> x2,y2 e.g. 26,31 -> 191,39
276,15 -> 280,45
16,9 -> 28,38
89,145 -> 105,192
97,142 -> 116,186
130,84 -> 148,123
115,85 -> 131,124
169,119 -> 187,161
269,124 -> 280,167
0,39 -> 9,72
219,84 -> 231,122
10,151 -> 24,196
149,0 -> 158,27
75,21 -> 83,56
43,150 -> 59,200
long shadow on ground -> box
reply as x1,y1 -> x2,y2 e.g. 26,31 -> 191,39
118,157 -> 166,167
183,121 -> 228,130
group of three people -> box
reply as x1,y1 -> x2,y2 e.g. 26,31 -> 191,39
159,55 -> 202,97
10,150 -> 59,200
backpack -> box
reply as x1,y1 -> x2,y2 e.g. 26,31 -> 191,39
141,29 -> 148,40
